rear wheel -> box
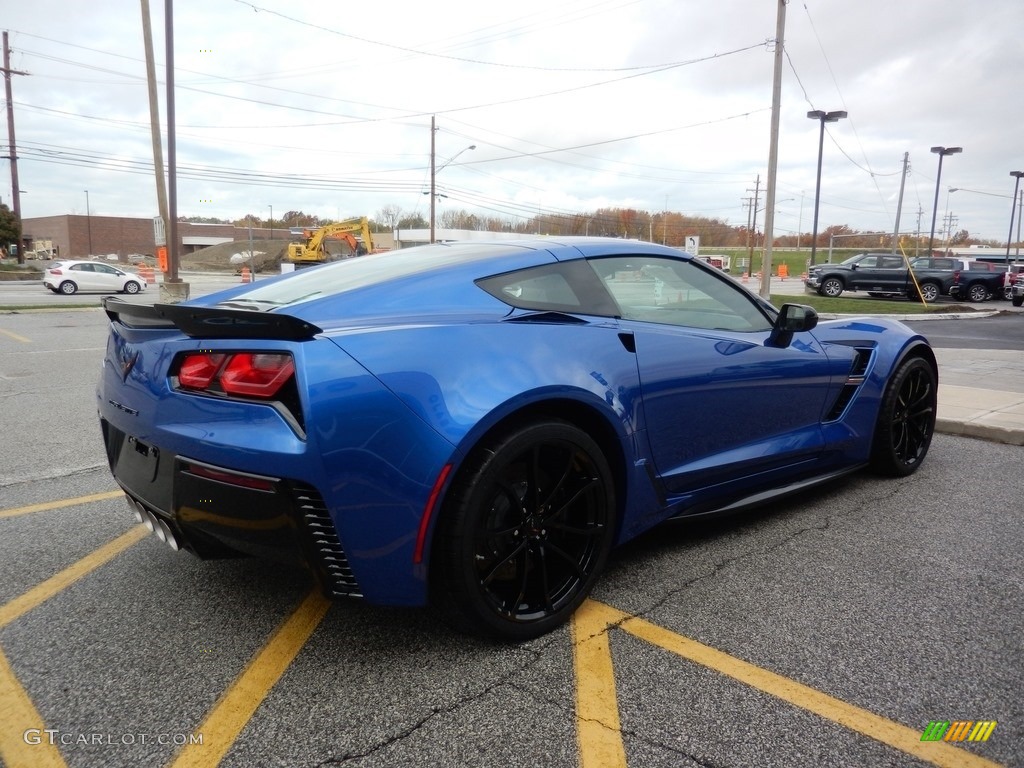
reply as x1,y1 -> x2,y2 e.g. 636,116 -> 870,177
966,283 -> 989,303
915,282 -> 940,303
820,277 -> 844,297
433,421 -> 615,640
869,356 -> 937,477
59,281 -> 77,295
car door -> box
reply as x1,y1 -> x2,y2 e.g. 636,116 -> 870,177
68,263 -> 102,290
589,255 -> 839,498
92,263 -> 125,292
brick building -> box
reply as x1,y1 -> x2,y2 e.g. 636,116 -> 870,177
20,215 -> 274,260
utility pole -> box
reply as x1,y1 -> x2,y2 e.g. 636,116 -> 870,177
2,32 -> 28,264
891,152 -> 909,257
759,0 -> 787,299
746,175 -> 761,277
140,0 -> 169,241
429,115 -> 437,244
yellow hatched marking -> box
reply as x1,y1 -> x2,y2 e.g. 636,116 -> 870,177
0,526 -> 147,629
575,600 -> 1004,768
0,491 -> 124,520
0,328 -> 32,343
169,589 -> 331,768
0,646 -> 68,768
573,601 -> 627,768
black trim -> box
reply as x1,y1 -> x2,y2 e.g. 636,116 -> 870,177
103,298 -> 322,340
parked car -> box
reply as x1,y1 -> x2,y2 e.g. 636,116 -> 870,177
97,238 -> 937,640
44,260 -> 146,295
1012,271 -> 1024,307
804,253 -> 967,301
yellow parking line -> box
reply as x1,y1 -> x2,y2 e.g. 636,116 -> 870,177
0,491 -> 124,520
577,600 -> 1004,768
169,589 -> 331,768
0,328 -> 31,343
0,646 -> 68,768
573,601 -> 628,768
0,526 -> 147,629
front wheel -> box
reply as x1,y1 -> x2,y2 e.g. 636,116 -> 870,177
1012,295 -> 1024,308
820,278 -> 844,297
433,421 -> 615,640
869,356 -> 937,477
122,281 -> 141,295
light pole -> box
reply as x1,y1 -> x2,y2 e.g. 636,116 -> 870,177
927,146 -> 962,258
268,204 -> 273,241
1006,171 -> 1024,266
806,110 -> 847,265
84,190 -> 93,256
941,187 -> 959,247
429,117 -> 475,243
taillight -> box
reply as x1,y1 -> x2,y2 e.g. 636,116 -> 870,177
179,353 -> 226,389
176,352 -> 294,399
50,268 -> 63,275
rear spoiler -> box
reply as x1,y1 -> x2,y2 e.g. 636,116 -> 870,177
103,298 -> 322,341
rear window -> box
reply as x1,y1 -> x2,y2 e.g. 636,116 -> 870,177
218,244 -> 515,309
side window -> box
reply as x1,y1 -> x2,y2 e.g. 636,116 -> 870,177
858,256 -> 879,268
587,256 -> 773,332
881,256 -> 904,269
476,260 -> 619,316
71,263 -> 91,272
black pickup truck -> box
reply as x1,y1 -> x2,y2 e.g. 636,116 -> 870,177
804,253 -> 1005,302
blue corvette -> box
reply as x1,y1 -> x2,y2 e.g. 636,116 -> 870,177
98,238 -> 937,639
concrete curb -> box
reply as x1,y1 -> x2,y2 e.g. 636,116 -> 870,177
936,418 -> 1024,447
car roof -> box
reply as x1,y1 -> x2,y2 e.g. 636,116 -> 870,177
197,237 -> 690,324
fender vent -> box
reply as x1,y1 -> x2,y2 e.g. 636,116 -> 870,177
290,483 -> 362,597
825,347 -> 874,422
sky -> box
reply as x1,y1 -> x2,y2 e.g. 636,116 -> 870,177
3,0 -> 1023,244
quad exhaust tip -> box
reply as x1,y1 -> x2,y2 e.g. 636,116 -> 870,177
124,494 -> 181,551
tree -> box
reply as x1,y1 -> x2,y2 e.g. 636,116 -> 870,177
376,205 -> 402,232
397,212 -> 428,229
0,203 -> 20,256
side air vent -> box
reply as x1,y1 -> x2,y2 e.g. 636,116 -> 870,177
824,347 -> 874,422
290,482 -> 362,597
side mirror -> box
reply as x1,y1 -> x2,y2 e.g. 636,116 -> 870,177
769,303 -> 818,348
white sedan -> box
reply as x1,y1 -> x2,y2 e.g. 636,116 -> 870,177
43,261 -> 147,295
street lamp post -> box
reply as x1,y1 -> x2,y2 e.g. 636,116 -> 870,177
429,117 -> 475,243
806,110 -> 847,266
84,190 -> 93,256
927,146 -> 962,259
268,204 -> 273,241
1006,171 -> 1024,266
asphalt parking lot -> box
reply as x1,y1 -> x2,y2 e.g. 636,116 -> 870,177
1,307 -> 1020,768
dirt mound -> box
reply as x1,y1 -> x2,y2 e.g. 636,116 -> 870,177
181,240 -> 289,273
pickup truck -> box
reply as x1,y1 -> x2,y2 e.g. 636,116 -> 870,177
804,253 -> 1004,302
1012,271 -> 1024,307
948,260 -> 1010,303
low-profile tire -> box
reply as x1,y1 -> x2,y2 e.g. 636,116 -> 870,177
966,283 -> 989,303
820,277 -> 844,297
433,420 -> 615,641
869,356 -> 937,477
123,281 -> 141,295
58,280 -> 77,295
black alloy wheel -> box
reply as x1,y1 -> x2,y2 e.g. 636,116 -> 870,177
869,356 -> 937,477
434,421 -> 615,640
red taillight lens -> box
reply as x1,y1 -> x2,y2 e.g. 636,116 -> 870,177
178,353 -> 226,390
50,268 -> 63,275
177,352 -> 294,399
220,353 -> 295,397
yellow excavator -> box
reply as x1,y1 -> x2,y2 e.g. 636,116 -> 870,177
286,217 -> 374,266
